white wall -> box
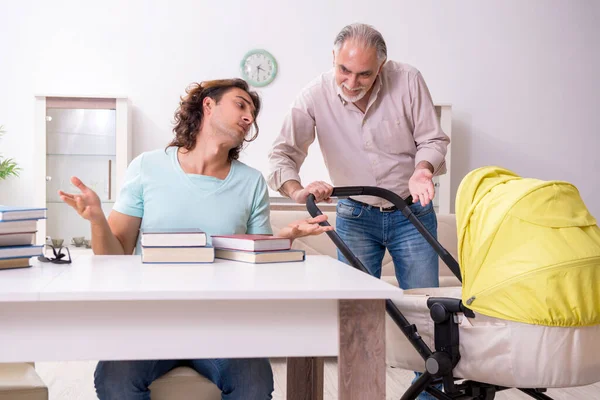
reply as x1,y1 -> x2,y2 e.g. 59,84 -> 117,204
1,0 -> 599,216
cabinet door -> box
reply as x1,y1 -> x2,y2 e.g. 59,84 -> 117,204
45,105 -> 117,247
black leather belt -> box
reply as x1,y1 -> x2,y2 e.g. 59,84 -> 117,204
348,196 -> 413,212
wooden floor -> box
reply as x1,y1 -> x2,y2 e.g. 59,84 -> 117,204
35,358 -> 600,399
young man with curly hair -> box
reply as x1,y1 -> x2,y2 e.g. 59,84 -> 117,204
58,78 -> 332,400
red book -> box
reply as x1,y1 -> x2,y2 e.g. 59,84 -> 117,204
210,234 -> 291,252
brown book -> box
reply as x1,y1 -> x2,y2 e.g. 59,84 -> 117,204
0,257 -> 31,270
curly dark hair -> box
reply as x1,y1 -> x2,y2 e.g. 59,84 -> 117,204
167,78 -> 261,161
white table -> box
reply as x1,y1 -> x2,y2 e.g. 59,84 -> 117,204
0,254 -> 403,399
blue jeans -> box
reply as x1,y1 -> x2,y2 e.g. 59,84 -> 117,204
336,198 -> 440,400
94,358 -> 273,400
335,198 -> 439,289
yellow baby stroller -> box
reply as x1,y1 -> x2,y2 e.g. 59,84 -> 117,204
307,166 -> 600,399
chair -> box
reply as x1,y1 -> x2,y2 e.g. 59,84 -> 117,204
0,363 -> 48,400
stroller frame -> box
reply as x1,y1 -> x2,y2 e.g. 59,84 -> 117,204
306,186 -> 555,400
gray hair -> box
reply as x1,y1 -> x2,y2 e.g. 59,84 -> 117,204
333,23 -> 387,63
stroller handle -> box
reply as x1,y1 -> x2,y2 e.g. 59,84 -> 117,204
306,186 -> 462,283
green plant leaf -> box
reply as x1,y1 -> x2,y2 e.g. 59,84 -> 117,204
0,125 -> 21,180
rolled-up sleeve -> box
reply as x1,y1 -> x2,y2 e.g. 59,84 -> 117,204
410,72 -> 450,176
267,92 -> 317,192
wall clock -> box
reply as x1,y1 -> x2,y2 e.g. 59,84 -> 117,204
240,49 -> 278,87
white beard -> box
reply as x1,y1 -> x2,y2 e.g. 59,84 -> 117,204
338,82 -> 368,103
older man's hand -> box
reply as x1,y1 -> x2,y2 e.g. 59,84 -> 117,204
291,181 -> 334,204
408,167 -> 435,207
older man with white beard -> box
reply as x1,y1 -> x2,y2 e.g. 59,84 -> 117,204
267,23 -> 450,399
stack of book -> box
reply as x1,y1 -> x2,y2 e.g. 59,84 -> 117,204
211,234 -> 305,264
0,206 -> 46,270
140,228 -> 214,264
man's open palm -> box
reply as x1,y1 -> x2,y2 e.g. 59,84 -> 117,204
408,168 -> 435,207
58,176 -> 105,222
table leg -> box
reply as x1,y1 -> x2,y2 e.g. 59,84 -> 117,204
338,299 -> 386,399
286,357 -> 324,400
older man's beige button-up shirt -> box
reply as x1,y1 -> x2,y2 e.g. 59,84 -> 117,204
267,60 -> 450,208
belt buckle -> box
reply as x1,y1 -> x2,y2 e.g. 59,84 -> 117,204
379,205 -> 394,212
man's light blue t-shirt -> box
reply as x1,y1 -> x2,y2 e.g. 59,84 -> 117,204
113,146 -> 273,254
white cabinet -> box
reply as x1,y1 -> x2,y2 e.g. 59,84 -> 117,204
34,96 -> 132,246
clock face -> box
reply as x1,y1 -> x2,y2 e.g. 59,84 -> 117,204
240,50 -> 277,87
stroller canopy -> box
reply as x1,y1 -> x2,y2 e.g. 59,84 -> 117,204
455,166 -> 600,327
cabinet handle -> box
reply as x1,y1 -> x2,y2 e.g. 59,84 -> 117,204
108,160 -> 112,200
